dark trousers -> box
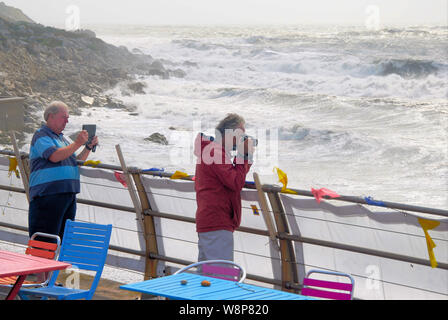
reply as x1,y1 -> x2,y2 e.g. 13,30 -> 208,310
28,193 -> 77,242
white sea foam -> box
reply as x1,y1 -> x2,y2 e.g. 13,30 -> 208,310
64,24 -> 447,208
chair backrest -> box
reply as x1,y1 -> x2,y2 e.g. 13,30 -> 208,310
26,232 -> 61,260
301,269 -> 355,300
48,220 -> 112,299
174,260 -> 246,283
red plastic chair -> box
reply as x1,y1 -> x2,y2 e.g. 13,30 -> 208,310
0,232 -> 61,288
301,269 -> 355,300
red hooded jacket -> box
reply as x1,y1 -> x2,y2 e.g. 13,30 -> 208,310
194,133 -> 252,233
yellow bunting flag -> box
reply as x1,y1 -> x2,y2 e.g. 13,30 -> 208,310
8,157 -> 19,178
273,166 -> 297,194
83,160 -> 101,167
170,171 -> 189,180
418,218 -> 440,268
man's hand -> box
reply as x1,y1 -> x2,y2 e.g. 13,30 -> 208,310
236,136 -> 256,162
75,130 -> 89,147
237,137 -> 255,155
87,136 -> 98,149
244,137 -> 256,156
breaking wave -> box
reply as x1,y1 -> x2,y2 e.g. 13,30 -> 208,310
375,59 -> 442,78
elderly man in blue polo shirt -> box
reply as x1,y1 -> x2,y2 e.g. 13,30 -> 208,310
28,101 -> 98,241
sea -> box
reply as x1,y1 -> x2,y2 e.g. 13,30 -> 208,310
58,24 -> 447,209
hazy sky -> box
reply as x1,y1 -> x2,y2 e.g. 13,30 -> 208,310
3,0 -> 447,27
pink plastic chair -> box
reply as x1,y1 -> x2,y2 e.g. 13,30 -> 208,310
174,260 -> 246,283
301,269 -> 355,300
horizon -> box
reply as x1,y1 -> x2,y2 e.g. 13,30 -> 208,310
2,0 -> 447,29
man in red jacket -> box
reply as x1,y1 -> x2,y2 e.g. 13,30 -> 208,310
194,113 -> 255,262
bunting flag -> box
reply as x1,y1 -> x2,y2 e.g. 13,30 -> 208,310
114,171 -> 127,188
142,168 -> 164,172
311,188 -> 340,203
418,218 -> 440,268
170,170 -> 190,180
83,160 -> 101,167
250,205 -> 260,216
364,196 -> 385,207
273,166 -> 297,194
8,157 -> 19,178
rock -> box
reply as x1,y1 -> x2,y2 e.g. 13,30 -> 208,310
144,133 -> 168,145
127,81 -> 146,94
3,79 -> 14,90
71,29 -> 96,38
183,61 -> 198,68
103,96 -> 127,109
169,68 -> 186,78
146,60 -> 169,78
132,48 -> 143,54
81,95 -> 94,105
54,46 -> 70,60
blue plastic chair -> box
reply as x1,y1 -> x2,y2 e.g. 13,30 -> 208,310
18,220 -> 112,300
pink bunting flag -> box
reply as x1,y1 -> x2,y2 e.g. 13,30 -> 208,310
311,188 -> 340,203
114,171 -> 127,188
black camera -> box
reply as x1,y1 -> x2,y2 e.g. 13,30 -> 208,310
200,132 -> 215,141
243,135 -> 258,146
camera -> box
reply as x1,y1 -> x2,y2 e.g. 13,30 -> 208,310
200,132 -> 215,141
243,135 -> 258,147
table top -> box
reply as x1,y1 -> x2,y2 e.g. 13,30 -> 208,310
120,273 -> 315,300
0,250 -> 71,278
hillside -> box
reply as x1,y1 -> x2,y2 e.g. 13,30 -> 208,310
0,1 -> 34,23
0,6 -> 185,144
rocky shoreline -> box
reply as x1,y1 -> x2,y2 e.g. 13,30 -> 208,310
0,12 -> 185,146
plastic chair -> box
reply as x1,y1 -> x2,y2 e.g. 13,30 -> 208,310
301,269 -> 355,300
174,260 -> 246,283
18,220 -> 112,300
0,232 -> 61,288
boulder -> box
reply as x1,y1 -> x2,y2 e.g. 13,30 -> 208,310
81,95 -> 94,105
144,133 -> 168,145
127,81 -> 146,94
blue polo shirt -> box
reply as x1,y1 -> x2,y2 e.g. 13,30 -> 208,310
29,125 -> 80,200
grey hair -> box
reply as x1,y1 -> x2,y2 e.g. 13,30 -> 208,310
215,113 -> 245,137
44,101 -> 68,121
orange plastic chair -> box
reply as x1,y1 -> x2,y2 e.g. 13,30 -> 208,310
0,232 -> 61,288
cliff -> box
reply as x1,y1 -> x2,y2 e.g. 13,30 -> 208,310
0,6 -> 185,145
